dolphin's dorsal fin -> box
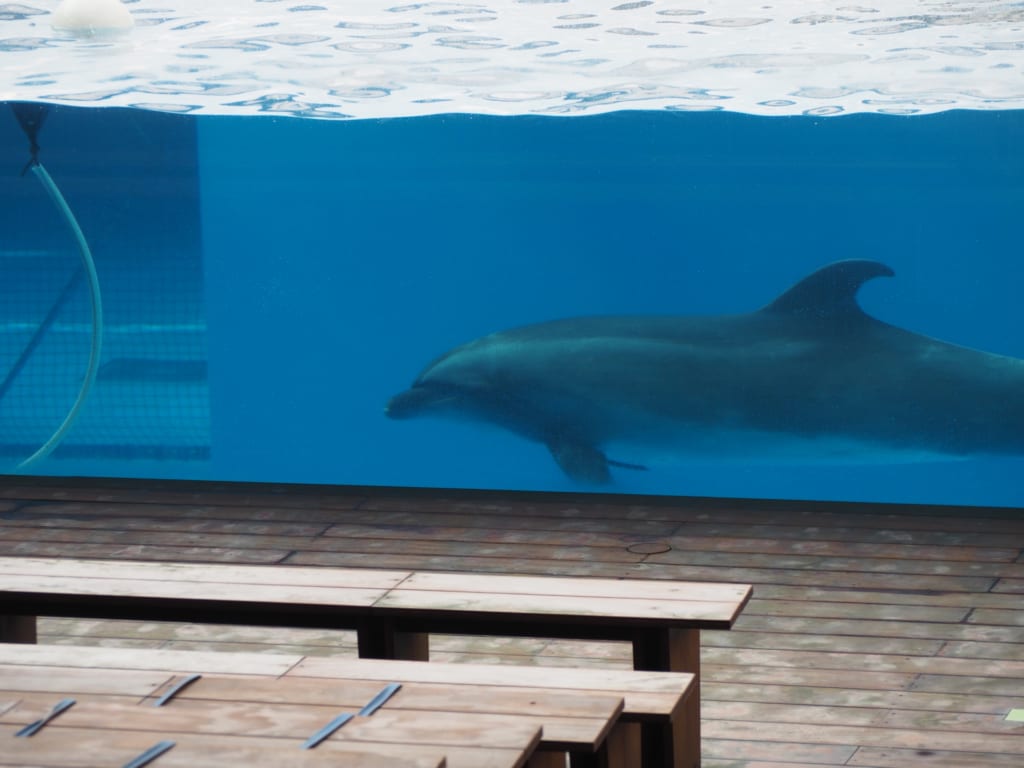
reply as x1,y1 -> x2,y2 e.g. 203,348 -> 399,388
764,260 -> 895,319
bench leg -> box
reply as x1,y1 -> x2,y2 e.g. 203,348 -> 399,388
0,615 -> 37,643
529,751 -> 569,768
564,728 -> 642,768
633,628 -> 700,768
356,621 -> 429,661
568,722 -> 640,768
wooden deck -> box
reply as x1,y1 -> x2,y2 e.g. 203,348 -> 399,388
1,478 -> 1022,768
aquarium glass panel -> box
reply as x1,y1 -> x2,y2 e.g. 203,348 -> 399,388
2,1 -> 1023,507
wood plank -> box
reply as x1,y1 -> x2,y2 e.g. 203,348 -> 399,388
0,573 -> 386,612
0,665 -> 174,696
703,681 -> 1021,716
320,510 -> 681,538
321,522 -> 646,548
0,643 -> 303,675
293,654 -> 691,695
289,550 -> 667,577
911,675 -> 1024,697
0,541 -> 293,564
1,487 -> 366,509
0,513 -> 331,538
0,724 -> 447,768
397,571 -> 751,603
318,506 -> 1021,539
704,699 -> 1024,737
702,738 -> 857,765
292,656 -> 692,722
648,535 -> 1020,563
937,640 -> 1024,661
740,598 -> 969,623
352,497 -> 1022,531
0,557 -> 411,589
703,719 -> 1024,755
848,746 -> 1024,767
701,647 -> 1024,679
657,521 -> 1024,550
376,589 -> 744,628
705,629 -> 946,656
993,578 -> 1024,593
704,700 -> 884,727
0,695 -> 549,751
158,674 -> 623,723
704,663 -> 919,692
752,584 -> 1024,610
37,617 -> 359,650
0,526 -> 325,553
14,501 -> 359,524
307,535 -> 646,563
729,614 -> 1024,642
877,708 -> 1024,735
644,547 -> 1024,578
969,608 -> 1024,627
2,558 -> 748,630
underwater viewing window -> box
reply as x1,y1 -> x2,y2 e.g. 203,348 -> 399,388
2,1 -> 1023,508
1,104 -> 208,474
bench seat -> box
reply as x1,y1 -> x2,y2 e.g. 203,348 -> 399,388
0,643 -> 694,768
0,556 -> 748,768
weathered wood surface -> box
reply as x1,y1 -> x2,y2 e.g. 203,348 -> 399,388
0,556 -> 749,631
0,643 -> 691,766
1,478 -> 1022,768
0,645 -> 635,756
0,644 -> 640,767
0,695 -> 538,763
0,546 -> 741,768
293,655 -> 691,723
0,724 -> 449,768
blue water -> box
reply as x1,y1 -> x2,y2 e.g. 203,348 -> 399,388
0,106 -> 208,471
3,105 -> 1024,507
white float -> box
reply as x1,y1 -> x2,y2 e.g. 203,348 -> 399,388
52,0 -> 134,36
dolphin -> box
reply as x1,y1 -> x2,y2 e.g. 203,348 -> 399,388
386,260 -> 1024,483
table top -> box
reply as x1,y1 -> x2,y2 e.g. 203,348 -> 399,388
0,556 -> 753,630
0,644 -> 634,768
1,724 -> 448,768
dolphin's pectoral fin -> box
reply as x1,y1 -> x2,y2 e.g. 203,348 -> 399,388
548,440 -> 612,484
764,259 -> 895,320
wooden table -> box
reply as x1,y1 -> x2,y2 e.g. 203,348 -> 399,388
0,644 -> 641,768
1,671 -> 540,768
1,557 -> 750,768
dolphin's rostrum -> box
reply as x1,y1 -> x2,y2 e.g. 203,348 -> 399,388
386,261 -> 1024,483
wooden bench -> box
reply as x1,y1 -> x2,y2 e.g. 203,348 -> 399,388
0,557 -> 750,768
294,655 -> 695,768
0,643 -> 694,768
